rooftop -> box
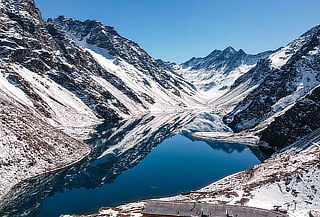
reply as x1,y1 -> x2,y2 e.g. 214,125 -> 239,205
142,200 -> 289,217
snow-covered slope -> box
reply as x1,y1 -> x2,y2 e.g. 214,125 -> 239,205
0,0 -> 97,203
0,0 -> 204,205
0,63 -> 101,138
47,16 -> 203,114
177,47 -> 274,100
223,25 -> 320,132
0,0 -> 205,142
0,91 -> 91,201
257,84 -> 320,150
0,0 -> 122,136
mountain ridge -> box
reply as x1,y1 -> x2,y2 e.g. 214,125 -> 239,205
223,24 -> 320,133
176,46 -> 275,100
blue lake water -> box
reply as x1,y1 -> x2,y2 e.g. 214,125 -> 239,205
39,134 -> 260,217
0,113 -> 267,217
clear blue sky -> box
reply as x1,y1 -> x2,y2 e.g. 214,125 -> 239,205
35,0 -> 320,63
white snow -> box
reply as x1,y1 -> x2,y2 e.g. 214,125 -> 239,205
47,22 -> 245,123
271,45 -> 320,113
77,40 -> 207,113
0,70 -> 34,107
1,64 -> 101,139
192,131 -> 259,146
177,64 -> 255,102
210,79 -> 260,114
0,93 -> 91,201
181,112 -> 232,133
269,47 -> 292,68
269,30 -> 318,69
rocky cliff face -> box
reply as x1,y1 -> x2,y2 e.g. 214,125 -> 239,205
0,91 -> 91,202
0,0 -> 95,202
0,0 -> 203,139
182,46 -> 273,73
48,16 -> 200,110
223,25 -> 320,132
0,0 -> 127,124
50,16 -> 195,96
258,85 -> 320,150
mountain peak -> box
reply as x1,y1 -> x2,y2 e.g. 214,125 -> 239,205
223,46 -> 237,53
220,46 -> 237,59
237,49 -> 246,55
57,15 -> 66,20
299,23 -> 320,39
0,0 -> 43,22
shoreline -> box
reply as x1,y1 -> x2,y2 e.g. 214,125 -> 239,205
0,144 -> 92,203
192,131 -> 260,146
61,140 -> 320,217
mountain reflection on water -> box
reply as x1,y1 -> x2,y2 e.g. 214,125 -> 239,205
0,112 -> 269,217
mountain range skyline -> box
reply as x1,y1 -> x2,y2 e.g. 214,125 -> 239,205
35,0 -> 320,63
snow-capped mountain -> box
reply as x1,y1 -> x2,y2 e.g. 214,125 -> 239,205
47,16 -> 202,113
0,0 -> 205,138
0,0 -> 203,202
223,24 -> 320,132
177,46 -> 274,99
1,0 -> 118,136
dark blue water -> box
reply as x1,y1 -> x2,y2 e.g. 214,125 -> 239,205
0,113 -> 267,217
38,134 -> 260,217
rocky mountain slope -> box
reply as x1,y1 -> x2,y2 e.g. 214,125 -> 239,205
0,0 -> 201,205
0,0 -> 94,202
0,0 -> 203,139
223,25 -> 320,132
47,16 -> 202,113
0,90 -> 91,202
258,84 -> 320,150
1,0 -> 117,136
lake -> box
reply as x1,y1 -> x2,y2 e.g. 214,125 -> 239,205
0,112 -> 267,217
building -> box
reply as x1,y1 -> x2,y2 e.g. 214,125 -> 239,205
142,200 -> 289,217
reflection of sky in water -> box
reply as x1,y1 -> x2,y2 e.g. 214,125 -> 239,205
39,134 -> 260,217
